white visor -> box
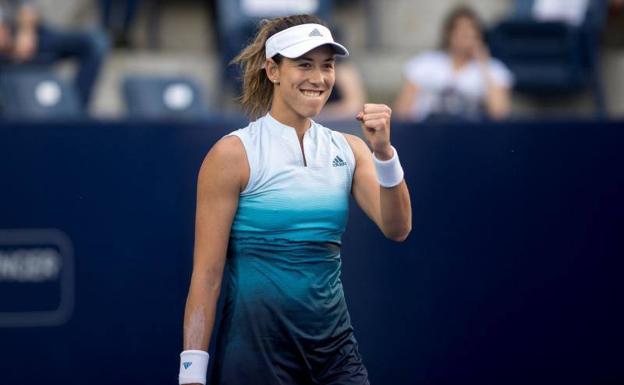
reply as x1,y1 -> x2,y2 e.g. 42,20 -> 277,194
265,23 -> 349,59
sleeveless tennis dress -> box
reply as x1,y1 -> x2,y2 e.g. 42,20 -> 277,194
211,113 -> 370,385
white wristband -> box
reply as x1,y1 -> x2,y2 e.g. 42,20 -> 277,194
179,350 -> 209,385
373,146 -> 404,188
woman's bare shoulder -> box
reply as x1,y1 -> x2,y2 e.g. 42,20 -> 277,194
341,133 -> 369,158
198,135 -> 249,190
208,135 -> 246,162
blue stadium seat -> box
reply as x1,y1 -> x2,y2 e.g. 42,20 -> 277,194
488,0 -> 608,116
122,75 -> 211,120
0,67 -> 82,120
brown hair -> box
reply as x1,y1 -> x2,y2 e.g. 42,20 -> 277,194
232,14 -> 327,119
440,5 -> 484,50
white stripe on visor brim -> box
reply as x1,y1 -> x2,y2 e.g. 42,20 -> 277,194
265,23 -> 349,59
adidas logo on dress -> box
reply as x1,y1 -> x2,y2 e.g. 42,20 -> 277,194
332,156 -> 347,167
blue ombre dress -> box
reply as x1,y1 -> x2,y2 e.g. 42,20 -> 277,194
211,114 -> 370,385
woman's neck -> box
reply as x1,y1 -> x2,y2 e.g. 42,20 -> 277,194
269,103 -> 311,139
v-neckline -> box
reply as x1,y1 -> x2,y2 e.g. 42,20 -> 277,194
266,113 -> 313,168
298,135 -> 308,167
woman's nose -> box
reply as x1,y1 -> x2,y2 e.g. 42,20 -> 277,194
308,67 -> 324,85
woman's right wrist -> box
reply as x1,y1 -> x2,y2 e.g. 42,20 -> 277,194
179,350 -> 209,385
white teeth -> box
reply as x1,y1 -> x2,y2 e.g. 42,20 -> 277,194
301,90 -> 322,97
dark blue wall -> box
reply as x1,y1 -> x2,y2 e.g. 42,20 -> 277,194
0,119 -> 622,384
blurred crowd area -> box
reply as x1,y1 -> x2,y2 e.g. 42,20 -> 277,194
0,0 -> 623,122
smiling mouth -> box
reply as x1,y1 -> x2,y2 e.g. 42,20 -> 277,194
300,89 -> 324,97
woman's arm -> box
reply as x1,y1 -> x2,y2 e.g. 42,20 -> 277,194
392,81 -> 419,121
183,135 -> 248,352
483,79 -> 511,120
345,104 -> 412,241
473,43 -> 511,120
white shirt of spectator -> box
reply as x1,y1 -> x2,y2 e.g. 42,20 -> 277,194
532,0 -> 590,26
241,0 -> 319,17
403,51 -> 513,122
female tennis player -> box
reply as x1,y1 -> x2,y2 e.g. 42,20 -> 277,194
179,14 -> 412,385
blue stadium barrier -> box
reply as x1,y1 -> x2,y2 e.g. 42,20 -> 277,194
0,118 -> 623,384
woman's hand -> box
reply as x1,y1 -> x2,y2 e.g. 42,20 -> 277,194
470,40 -> 491,66
356,103 -> 394,160
350,103 -> 412,242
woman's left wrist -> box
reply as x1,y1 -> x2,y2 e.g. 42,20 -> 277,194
372,145 -> 404,188
373,144 -> 393,161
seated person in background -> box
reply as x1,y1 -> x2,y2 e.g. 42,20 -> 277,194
99,0 -> 141,48
394,5 -> 513,122
0,0 -> 109,110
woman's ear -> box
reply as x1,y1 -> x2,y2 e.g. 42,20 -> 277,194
265,59 -> 280,84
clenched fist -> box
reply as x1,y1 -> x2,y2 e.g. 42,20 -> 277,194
356,103 -> 394,160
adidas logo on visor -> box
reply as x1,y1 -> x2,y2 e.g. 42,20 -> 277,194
309,28 -> 323,37
265,23 -> 349,59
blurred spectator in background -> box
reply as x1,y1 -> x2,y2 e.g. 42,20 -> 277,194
99,0 -> 141,48
394,5 -> 513,122
0,0 -> 109,109
319,27 -> 366,120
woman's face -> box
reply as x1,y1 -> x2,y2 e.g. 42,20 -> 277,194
268,45 -> 336,119
448,16 -> 482,57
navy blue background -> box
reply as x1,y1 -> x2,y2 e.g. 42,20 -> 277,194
0,119 -> 622,384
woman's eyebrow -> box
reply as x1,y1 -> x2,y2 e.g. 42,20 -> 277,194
295,56 -> 336,63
